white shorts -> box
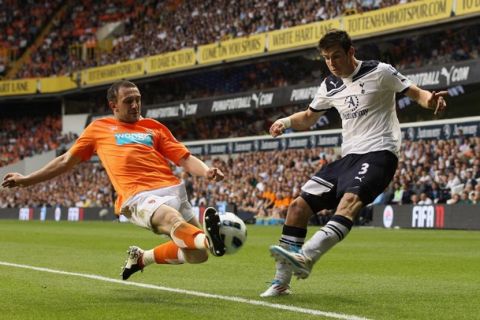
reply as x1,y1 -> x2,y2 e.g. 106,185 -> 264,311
120,182 -> 194,230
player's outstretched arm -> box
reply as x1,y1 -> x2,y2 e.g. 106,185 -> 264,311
179,155 -> 224,182
406,85 -> 447,115
2,152 -> 82,188
269,108 -> 324,137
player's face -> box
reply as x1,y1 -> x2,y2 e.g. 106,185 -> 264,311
320,45 -> 356,78
111,86 -> 141,123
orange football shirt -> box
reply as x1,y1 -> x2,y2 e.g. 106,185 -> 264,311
69,117 -> 190,213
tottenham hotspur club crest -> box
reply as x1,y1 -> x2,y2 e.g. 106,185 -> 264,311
345,95 -> 359,112
359,82 -> 365,94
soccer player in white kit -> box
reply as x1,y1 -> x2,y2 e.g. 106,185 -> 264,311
261,29 -> 447,297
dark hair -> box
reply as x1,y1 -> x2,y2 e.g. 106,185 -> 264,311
318,29 -> 352,53
106,80 -> 137,103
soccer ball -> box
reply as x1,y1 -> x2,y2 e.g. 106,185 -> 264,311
219,212 -> 247,254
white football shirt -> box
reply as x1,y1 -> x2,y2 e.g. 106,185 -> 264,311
309,60 -> 412,157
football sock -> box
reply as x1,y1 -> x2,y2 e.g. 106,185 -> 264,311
143,241 -> 185,265
303,215 -> 353,263
275,225 -> 307,284
170,221 -> 207,250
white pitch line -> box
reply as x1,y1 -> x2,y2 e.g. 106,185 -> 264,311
0,261 -> 370,320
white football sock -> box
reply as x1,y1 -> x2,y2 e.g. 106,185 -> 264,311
303,215 -> 353,263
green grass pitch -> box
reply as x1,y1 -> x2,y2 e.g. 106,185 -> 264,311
0,220 -> 478,320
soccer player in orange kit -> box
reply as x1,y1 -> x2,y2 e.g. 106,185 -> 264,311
2,80 -> 226,280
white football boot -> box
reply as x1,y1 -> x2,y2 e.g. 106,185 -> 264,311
260,279 -> 291,297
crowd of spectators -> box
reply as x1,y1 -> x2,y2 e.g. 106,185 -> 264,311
95,23 -> 480,112
11,0 -> 408,79
185,136 -> 480,224
381,136 -> 480,206
2,137 -> 479,226
0,161 -> 113,208
376,25 -> 480,70
0,115 -> 77,167
0,0 -> 62,77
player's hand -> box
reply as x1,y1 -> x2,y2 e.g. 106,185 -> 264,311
206,168 -> 224,182
269,120 -> 286,138
427,90 -> 447,115
2,172 -> 27,188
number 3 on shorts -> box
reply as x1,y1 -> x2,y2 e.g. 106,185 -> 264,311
358,163 -> 369,175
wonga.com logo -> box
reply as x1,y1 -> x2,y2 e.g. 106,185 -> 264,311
115,132 -> 153,147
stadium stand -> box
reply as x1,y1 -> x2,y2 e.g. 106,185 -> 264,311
0,114 -> 77,167
58,23 -> 480,124
8,0 -> 409,79
0,0 -> 63,78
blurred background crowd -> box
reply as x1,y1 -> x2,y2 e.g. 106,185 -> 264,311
2,136 -> 480,224
1,0 -> 479,224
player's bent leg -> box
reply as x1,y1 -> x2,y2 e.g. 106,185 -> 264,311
299,193 -> 361,278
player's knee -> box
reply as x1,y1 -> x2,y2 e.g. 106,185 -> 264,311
151,205 -> 184,234
183,249 -> 208,264
287,198 -> 312,221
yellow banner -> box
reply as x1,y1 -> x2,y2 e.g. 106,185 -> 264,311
268,19 -> 341,52
81,58 -> 145,86
456,0 -> 480,15
146,48 -> 196,74
198,34 -> 266,64
0,79 -> 37,96
344,0 -> 452,37
39,76 -> 77,93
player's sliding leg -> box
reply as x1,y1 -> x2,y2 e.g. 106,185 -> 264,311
121,241 -> 186,280
122,204 -> 225,280
153,205 -> 225,256
168,207 -> 226,256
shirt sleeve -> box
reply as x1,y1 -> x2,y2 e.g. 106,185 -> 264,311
380,63 -> 413,93
155,124 -> 191,165
69,122 -> 96,162
309,81 -> 331,111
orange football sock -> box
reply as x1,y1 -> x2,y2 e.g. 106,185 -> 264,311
170,221 -> 207,250
150,241 -> 185,265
